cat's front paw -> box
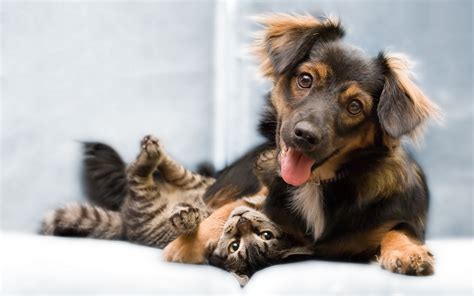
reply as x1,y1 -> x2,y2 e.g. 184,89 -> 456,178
140,135 -> 163,160
169,203 -> 202,234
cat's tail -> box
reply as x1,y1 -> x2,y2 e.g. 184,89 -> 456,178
81,142 -> 128,210
41,203 -> 124,240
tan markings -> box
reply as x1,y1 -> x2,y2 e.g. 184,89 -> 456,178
242,187 -> 268,210
163,199 -> 248,264
251,14 -> 322,79
339,83 -> 372,110
289,62 -> 333,99
271,79 -> 292,116
338,83 -> 374,129
251,14 -> 341,80
356,147 -> 421,201
206,186 -> 242,209
300,61 -> 332,87
378,230 -> 434,275
384,53 -> 442,141
314,222 -> 398,256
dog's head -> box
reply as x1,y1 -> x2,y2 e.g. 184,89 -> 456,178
252,14 -> 441,186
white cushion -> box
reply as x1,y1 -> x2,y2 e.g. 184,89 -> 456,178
1,232 -> 472,294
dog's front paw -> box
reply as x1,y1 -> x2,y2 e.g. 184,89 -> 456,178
163,237 -> 207,264
378,244 -> 434,276
169,203 -> 202,234
140,135 -> 163,160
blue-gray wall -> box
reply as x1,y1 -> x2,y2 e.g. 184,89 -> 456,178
1,0 -> 472,237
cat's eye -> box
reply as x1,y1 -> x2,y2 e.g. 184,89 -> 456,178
347,99 -> 363,115
260,231 -> 274,240
228,241 -> 240,253
297,73 -> 313,89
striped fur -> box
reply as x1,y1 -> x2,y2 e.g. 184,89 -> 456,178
42,135 -> 214,249
41,203 -> 123,239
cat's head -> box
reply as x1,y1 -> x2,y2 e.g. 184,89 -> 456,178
208,206 -> 313,286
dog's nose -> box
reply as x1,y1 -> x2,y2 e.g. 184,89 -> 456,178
236,217 -> 251,233
294,121 -> 320,149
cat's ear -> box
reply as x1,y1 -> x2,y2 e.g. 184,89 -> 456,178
232,272 -> 250,287
280,245 -> 314,259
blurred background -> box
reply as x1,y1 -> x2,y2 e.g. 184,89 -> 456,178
1,0 -> 472,239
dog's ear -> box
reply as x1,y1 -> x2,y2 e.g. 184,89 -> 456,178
377,52 -> 441,139
252,14 -> 344,79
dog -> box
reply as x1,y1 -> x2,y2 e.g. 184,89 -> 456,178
201,14 -> 440,275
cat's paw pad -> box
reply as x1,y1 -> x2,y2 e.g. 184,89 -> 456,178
141,135 -> 163,159
378,245 -> 434,276
169,203 -> 201,233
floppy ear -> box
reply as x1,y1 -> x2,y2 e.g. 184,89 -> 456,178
377,53 -> 441,139
252,14 -> 344,78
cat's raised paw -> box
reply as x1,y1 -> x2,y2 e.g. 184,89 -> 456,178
169,203 -> 201,234
141,135 -> 163,159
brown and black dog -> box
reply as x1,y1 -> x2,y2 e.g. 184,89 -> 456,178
82,14 -> 440,276
202,14 -> 440,276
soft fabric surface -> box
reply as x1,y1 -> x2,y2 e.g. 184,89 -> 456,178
2,232 -> 472,295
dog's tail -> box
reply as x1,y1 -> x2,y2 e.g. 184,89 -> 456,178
81,142 -> 128,210
41,203 -> 124,240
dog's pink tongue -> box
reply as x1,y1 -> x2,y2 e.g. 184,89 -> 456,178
281,148 -> 315,186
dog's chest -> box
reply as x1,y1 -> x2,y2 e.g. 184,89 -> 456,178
290,183 -> 325,241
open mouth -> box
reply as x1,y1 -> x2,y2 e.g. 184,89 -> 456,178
278,142 -> 340,186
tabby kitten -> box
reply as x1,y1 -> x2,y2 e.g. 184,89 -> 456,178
42,135 -> 312,284
207,205 -> 313,285
42,135 -> 213,248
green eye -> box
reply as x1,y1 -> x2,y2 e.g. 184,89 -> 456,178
228,241 -> 240,253
260,231 -> 274,240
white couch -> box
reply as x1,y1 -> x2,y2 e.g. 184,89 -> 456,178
2,232 -> 472,295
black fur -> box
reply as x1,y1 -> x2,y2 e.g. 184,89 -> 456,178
196,162 -> 216,178
257,93 -> 278,146
81,142 -> 128,210
203,144 -> 271,203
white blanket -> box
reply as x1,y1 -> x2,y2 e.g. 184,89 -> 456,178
2,232 -> 472,295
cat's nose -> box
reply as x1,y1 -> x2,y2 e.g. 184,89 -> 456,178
236,217 -> 251,232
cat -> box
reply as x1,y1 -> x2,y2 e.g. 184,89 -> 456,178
41,135 -> 312,285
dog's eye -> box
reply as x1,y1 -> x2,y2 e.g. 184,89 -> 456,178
347,100 -> 363,115
228,240 -> 240,253
297,73 -> 313,89
260,231 -> 274,240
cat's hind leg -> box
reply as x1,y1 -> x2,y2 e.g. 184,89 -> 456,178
41,203 -> 123,240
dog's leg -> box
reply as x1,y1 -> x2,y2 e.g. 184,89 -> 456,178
378,230 -> 434,275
